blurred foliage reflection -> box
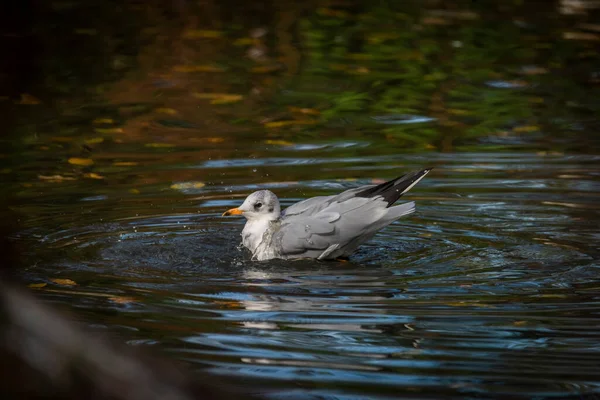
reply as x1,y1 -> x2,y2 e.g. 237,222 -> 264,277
3,0 -> 599,153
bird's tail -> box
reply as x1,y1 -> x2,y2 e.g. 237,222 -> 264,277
355,168 -> 432,207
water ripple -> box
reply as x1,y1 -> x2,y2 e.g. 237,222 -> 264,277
15,153 -> 600,399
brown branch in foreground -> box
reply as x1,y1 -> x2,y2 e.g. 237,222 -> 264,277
0,282 -> 261,400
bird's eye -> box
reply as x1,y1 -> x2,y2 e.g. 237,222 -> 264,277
254,202 -> 262,210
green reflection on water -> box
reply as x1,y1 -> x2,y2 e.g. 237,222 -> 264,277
2,0 -> 599,160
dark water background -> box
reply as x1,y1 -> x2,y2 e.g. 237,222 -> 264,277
2,0 -> 600,398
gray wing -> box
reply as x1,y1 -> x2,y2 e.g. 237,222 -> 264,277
273,212 -> 340,257
274,197 -> 415,259
283,168 -> 431,219
282,186 -> 375,217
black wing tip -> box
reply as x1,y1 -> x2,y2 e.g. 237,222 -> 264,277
355,167 -> 432,205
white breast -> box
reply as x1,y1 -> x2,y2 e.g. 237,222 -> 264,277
241,219 -> 272,253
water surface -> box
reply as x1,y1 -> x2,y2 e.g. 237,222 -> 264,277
11,151 -> 600,399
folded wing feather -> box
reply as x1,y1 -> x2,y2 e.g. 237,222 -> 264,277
276,196 -> 394,257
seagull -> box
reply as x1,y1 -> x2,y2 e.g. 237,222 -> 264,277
222,168 -> 431,261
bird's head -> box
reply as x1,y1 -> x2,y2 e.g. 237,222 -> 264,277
222,190 -> 281,221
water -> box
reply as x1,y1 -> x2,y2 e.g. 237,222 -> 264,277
10,151 -> 600,399
3,0 -> 600,398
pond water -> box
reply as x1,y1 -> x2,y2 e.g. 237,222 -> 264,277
3,0 -> 600,399
10,151 -> 600,398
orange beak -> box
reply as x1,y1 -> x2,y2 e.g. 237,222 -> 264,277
222,207 -> 244,216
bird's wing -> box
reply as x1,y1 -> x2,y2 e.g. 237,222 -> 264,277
282,168 -> 430,219
275,197 -> 415,258
281,195 -> 336,217
281,186 -> 374,217
274,211 -> 340,255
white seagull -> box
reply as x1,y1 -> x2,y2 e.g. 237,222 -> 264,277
222,168 -> 431,261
